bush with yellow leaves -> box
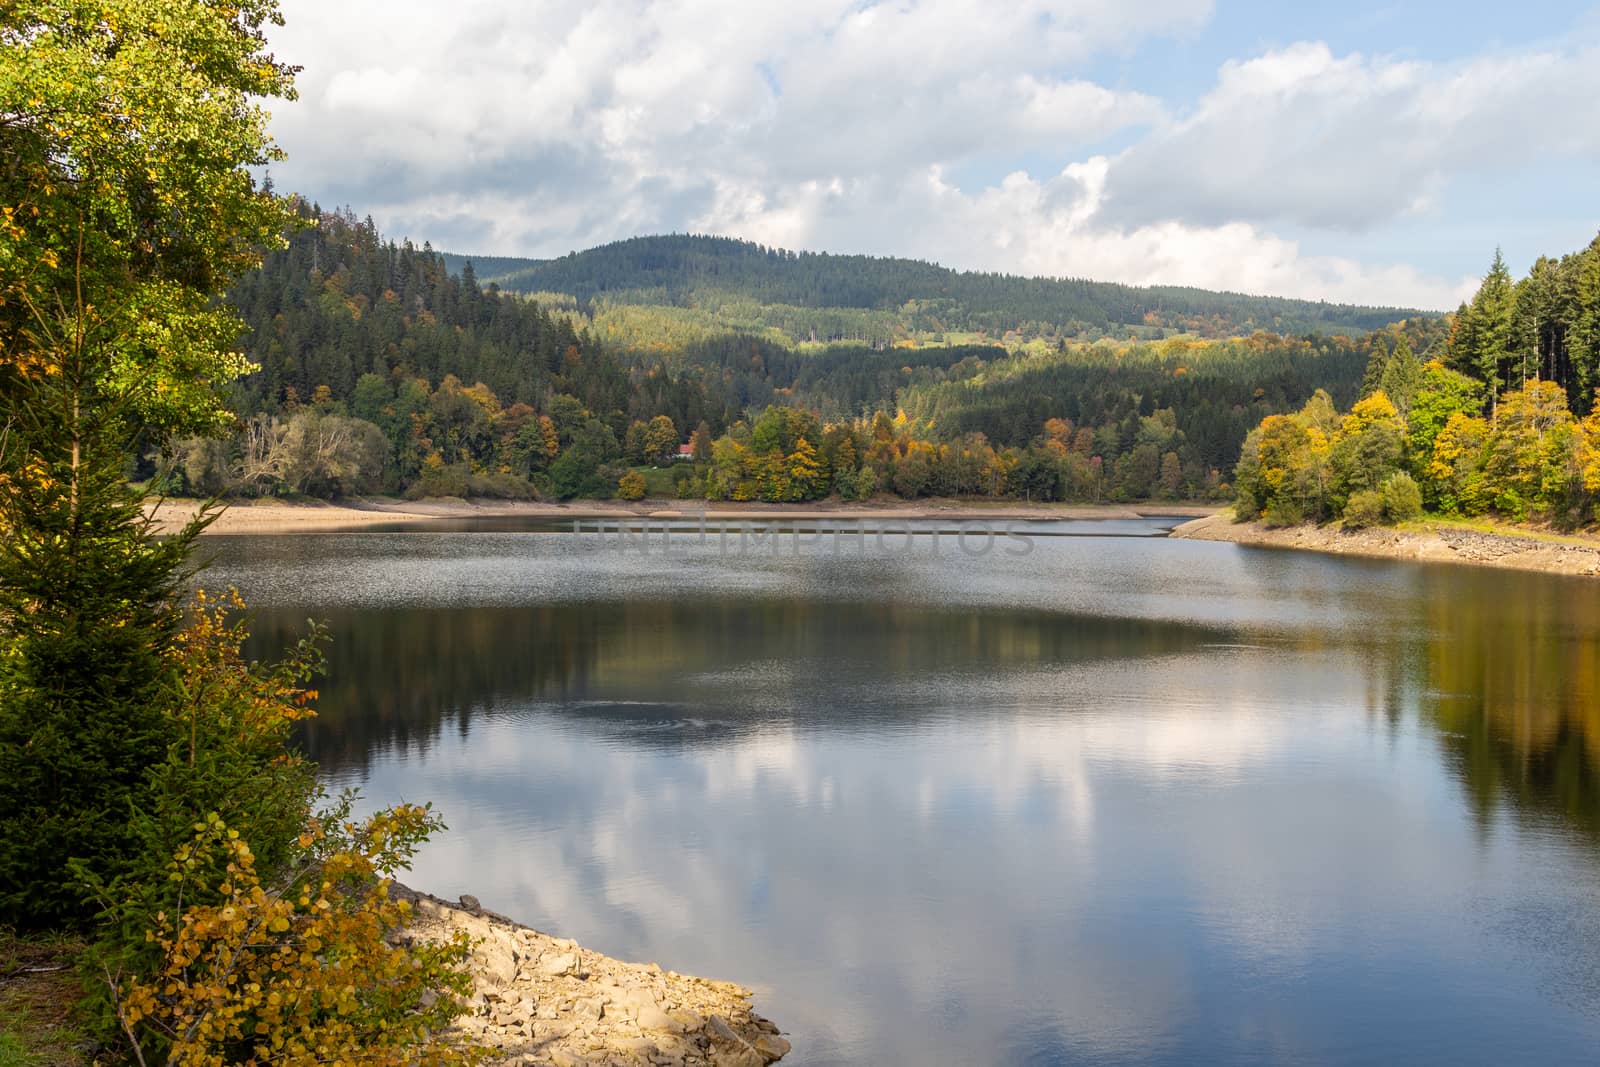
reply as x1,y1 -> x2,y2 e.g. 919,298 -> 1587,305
110,798 -> 483,1067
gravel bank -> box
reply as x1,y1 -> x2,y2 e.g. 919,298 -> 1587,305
395,887 -> 789,1067
1170,511 -> 1600,578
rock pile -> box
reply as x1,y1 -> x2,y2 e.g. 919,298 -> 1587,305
1435,526 -> 1598,564
393,887 -> 790,1067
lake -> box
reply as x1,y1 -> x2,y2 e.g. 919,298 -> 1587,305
203,515 -> 1600,1066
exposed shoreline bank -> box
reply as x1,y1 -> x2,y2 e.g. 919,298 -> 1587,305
1170,511 -> 1600,578
398,886 -> 789,1067
148,496 -> 1220,535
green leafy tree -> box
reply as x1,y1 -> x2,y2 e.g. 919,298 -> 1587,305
509,413 -> 559,477
547,419 -> 620,499
1482,379 -> 1578,519
644,414 -> 679,462
623,419 -> 649,464
1405,362 -> 1484,502
1327,392 -> 1404,513
0,0 -> 299,926
1379,471 -> 1423,523
1425,413 -> 1491,515
1231,393 -> 1336,523
1342,490 -> 1384,529
853,465 -> 878,500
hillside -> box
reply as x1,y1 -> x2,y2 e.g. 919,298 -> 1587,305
436,251 -> 549,283
176,206 -> 1432,506
445,234 -> 1423,345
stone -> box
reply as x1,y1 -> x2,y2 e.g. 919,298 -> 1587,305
710,1050 -> 765,1067
541,951 -> 579,977
635,1004 -> 686,1033
549,1051 -> 591,1067
458,893 -> 482,913
706,1015 -> 742,1045
574,996 -> 605,1021
621,987 -> 663,1018
614,1036 -> 657,1056
753,1035 -> 791,1060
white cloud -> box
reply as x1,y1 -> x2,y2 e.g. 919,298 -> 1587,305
690,158 -> 1479,308
263,2 -> 1589,308
1101,40 -> 1600,232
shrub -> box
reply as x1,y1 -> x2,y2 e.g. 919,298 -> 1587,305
466,471 -> 537,499
1260,497 -> 1304,528
404,466 -> 536,501
617,471 -> 647,500
66,591 -> 322,1034
1380,471 -> 1424,523
1232,484 -> 1262,522
1342,490 -> 1385,529
404,460 -> 471,500
109,801 -> 481,1067
853,466 -> 878,500
674,471 -> 697,499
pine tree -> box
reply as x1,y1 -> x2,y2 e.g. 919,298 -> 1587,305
1379,336 -> 1424,417
1361,338 -> 1391,397
1572,237 -> 1600,411
1467,249 -> 1517,408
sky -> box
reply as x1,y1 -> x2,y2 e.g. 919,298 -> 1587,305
263,1 -> 1600,309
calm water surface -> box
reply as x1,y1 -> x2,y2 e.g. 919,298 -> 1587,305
203,517 -> 1600,1066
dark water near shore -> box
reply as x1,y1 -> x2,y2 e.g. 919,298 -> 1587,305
203,517 -> 1600,1066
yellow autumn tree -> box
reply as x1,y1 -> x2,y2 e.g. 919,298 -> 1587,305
1427,413 -> 1491,515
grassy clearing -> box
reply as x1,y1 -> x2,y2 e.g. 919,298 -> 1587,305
0,931 -> 90,1066
630,464 -> 689,497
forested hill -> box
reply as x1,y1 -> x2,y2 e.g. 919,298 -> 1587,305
449,233 -> 1421,342
437,251 -> 548,282
197,205 -> 1432,506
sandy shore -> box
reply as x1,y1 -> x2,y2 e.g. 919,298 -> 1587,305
398,886 -> 788,1067
148,496 -> 1220,535
1171,511 -> 1600,578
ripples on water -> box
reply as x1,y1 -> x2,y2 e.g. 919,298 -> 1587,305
203,517 -> 1600,1066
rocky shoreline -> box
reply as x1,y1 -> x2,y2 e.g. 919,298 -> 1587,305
394,886 -> 789,1067
1170,511 -> 1600,578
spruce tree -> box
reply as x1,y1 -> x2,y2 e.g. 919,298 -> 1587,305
1469,249 -> 1517,405
1379,336 -> 1424,417
1571,238 -> 1600,410
1361,338 -> 1391,397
